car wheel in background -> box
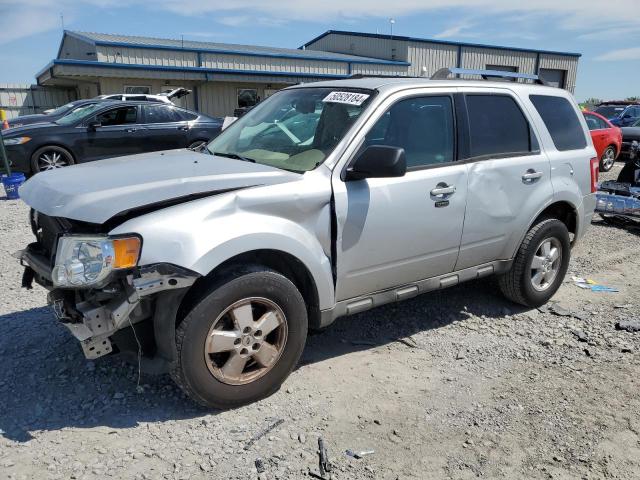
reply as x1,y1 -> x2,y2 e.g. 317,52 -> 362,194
599,146 -> 616,172
170,265 -> 308,409
498,218 -> 570,308
30,146 -> 75,174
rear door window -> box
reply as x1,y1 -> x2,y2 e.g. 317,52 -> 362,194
466,94 -> 537,158
584,113 -> 608,130
143,105 -> 182,123
530,95 -> 587,151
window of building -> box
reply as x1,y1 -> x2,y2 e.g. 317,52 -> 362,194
96,106 -> 138,126
538,69 -> 566,89
238,89 -> 258,108
530,94 -> 587,151
466,94 -> 536,158
363,96 -> 455,169
124,85 -> 151,94
143,105 -> 181,123
486,65 -> 518,82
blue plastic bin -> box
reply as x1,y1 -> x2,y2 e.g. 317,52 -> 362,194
1,173 -> 26,200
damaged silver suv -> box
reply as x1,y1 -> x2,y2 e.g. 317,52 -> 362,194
17,71 -> 598,408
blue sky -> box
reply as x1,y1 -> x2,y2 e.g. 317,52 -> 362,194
0,0 -> 638,102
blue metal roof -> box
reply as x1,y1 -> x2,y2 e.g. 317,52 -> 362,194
37,59 -> 353,81
301,30 -> 582,58
63,31 -> 410,66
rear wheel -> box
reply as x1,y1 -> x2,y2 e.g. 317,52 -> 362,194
600,146 -> 616,172
498,218 -> 570,307
170,265 -> 308,409
30,146 -> 75,173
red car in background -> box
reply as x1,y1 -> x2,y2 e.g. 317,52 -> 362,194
583,111 -> 622,172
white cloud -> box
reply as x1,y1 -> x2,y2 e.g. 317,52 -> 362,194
433,21 -> 478,39
1,0 -> 640,45
595,47 -> 640,61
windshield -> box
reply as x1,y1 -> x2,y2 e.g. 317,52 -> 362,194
56,103 -> 106,126
206,87 -> 374,172
594,105 -> 626,118
47,102 -> 77,116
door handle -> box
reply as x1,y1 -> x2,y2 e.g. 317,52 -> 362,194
125,128 -> 137,133
178,125 -> 190,131
522,170 -> 543,182
430,184 -> 456,197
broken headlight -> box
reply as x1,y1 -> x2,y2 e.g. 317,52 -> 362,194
52,236 -> 141,287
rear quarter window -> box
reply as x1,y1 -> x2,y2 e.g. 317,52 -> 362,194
530,95 -> 587,151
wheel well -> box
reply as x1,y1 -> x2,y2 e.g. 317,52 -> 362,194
533,201 -> 577,240
177,249 -> 321,329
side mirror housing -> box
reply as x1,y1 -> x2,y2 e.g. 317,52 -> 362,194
87,121 -> 101,131
622,113 -> 633,119
345,145 -> 407,181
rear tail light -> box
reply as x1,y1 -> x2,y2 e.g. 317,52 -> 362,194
590,157 -> 599,193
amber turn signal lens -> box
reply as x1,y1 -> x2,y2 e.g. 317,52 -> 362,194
112,237 -> 141,269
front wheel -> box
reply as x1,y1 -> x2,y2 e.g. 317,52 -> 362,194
600,146 -> 616,172
170,266 -> 308,409
30,145 -> 75,173
498,218 -> 570,307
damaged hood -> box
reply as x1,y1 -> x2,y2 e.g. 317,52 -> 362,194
20,149 -> 301,223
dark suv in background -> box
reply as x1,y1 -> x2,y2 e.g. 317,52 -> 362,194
594,101 -> 640,127
2,101 -> 222,174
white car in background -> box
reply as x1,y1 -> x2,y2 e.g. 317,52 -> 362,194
94,87 -> 191,105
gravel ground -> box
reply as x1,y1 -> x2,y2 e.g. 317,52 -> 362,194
1,163 -> 639,480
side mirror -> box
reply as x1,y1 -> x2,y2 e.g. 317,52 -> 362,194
87,121 -> 101,131
345,145 -> 407,181
623,113 -> 633,119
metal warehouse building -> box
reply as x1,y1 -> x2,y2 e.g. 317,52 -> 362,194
33,29 -> 580,118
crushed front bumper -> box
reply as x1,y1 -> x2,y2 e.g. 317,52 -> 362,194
19,246 -> 199,363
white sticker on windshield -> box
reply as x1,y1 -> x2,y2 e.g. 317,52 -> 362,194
322,91 -> 370,106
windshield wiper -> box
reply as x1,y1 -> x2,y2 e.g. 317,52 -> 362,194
212,151 -> 255,163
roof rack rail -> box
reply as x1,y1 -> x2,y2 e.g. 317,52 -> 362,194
347,73 -> 420,79
430,67 -> 550,86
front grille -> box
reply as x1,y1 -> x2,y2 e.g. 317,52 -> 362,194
31,210 -> 72,265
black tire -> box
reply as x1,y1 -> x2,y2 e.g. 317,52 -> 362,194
30,145 -> 75,174
599,146 -> 616,172
170,265 -> 308,409
498,218 -> 570,307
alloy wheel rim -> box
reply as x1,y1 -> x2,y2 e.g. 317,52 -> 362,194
39,151 -> 69,170
602,148 -> 615,170
530,237 -> 562,292
204,297 -> 288,386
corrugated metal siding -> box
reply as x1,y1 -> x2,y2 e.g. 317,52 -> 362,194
407,42 -> 458,77
59,35 -> 96,60
97,46 -> 198,67
201,53 -> 348,75
539,54 -> 579,93
0,84 -> 76,119
306,33 -> 407,61
460,46 -> 537,82
350,63 -> 408,75
198,82 -> 288,117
